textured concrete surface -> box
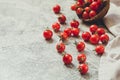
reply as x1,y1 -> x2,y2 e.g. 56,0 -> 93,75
0,0 -> 114,80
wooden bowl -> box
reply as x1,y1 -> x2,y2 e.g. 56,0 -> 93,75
77,0 -> 110,23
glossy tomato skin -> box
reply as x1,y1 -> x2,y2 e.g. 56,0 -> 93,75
76,42 -> 85,52
76,8 -> 83,15
85,7 -> 91,13
90,34 -> 100,44
71,28 -> 80,37
64,28 -> 72,37
70,20 -> 79,28
82,32 -> 91,41
52,22 -> 60,32
90,1 -> 99,11
63,54 -> 72,64
78,64 -> 88,75
56,42 -> 65,53
82,11 -> 89,19
95,45 -> 105,55
58,15 -> 66,24
96,28 -> 105,36
71,4 -> 77,11
60,32 -> 68,41
43,30 -> 53,40
77,53 -> 86,63
89,10 -> 96,18
53,4 -> 61,14
100,34 -> 109,44
89,24 -> 98,34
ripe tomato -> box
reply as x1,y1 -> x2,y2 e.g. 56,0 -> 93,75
56,42 -> 65,53
58,15 -> 66,24
90,34 -> 99,44
89,10 -> 96,18
96,28 -> 105,36
100,34 -> 109,44
43,29 -> 53,40
76,42 -> 85,52
77,53 -> 86,63
89,24 -> 98,34
76,8 -> 83,15
82,32 -> 91,41
90,1 -> 99,11
85,7 -> 91,13
71,4 -> 77,11
95,45 -> 105,55
64,28 -> 72,37
78,64 -> 88,75
63,54 -> 72,64
70,20 -> 79,28
53,4 -> 61,14
60,32 -> 68,41
71,28 -> 80,37
76,1 -> 83,7
82,11 -> 89,19
52,22 -> 60,32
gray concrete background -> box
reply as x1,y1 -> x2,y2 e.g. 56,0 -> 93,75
0,0 -> 114,80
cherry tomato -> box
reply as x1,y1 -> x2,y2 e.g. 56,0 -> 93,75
100,34 -> 109,44
95,45 -> 105,55
96,28 -> 105,36
89,24 -> 98,34
85,7 -> 91,13
71,28 -> 80,37
76,1 -> 83,7
56,42 -> 65,53
76,42 -> 85,52
43,29 -> 53,40
90,1 -> 99,11
52,22 -> 60,32
77,53 -> 86,63
82,32 -> 91,41
82,11 -> 89,19
58,15 -> 66,24
76,8 -> 83,15
77,0 -> 84,5
78,64 -> 88,75
70,20 -> 80,28
53,4 -> 61,14
90,34 -> 99,44
71,4 -> 77,11
63,54 -> 72,64
89,10 -> 96,18
64,28 -> 72,37
60,32 -> 68,41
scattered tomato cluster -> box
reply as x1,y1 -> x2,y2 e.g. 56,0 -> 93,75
43,3 -> 109,75
71,0 -> 104,20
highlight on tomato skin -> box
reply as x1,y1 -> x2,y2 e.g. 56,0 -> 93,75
43,29 -> 53,40
63,54 -> 73,65
78,63 -> 88,75
53,4 -> 61,14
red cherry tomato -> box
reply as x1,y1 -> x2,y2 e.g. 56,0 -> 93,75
100,34 -> 109,44
85,7 -> 91,13
52,22 -> 60,32
90,34 -> 99,44
90,1 -> 99,11
63,54 -> 72,64
76,42 -> 85,52
77,53 -> 86,63
82,11 -> 89,19
77,0 -> 84,5
89,24 -> 98,34
82,32 -> 91,41
76,1 -> 83,7
71,4 -> 77,11
89,10 -> 96,18
43,29 -> 53,40
78,64 -> 88,75
53,4 -> 61,14
96,28 -> 105,36
95,45 -> 105,55
60,32 -> 68,41
56,42 -> 65,53
71,28 -> 80,37
58,15 -> 66,24
70,20 -> 79,28
64,28 -> 72,37
76,8 -> 83,15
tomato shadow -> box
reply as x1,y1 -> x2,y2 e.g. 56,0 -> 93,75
46,38 -> 54,43
64,63 -> 75,69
